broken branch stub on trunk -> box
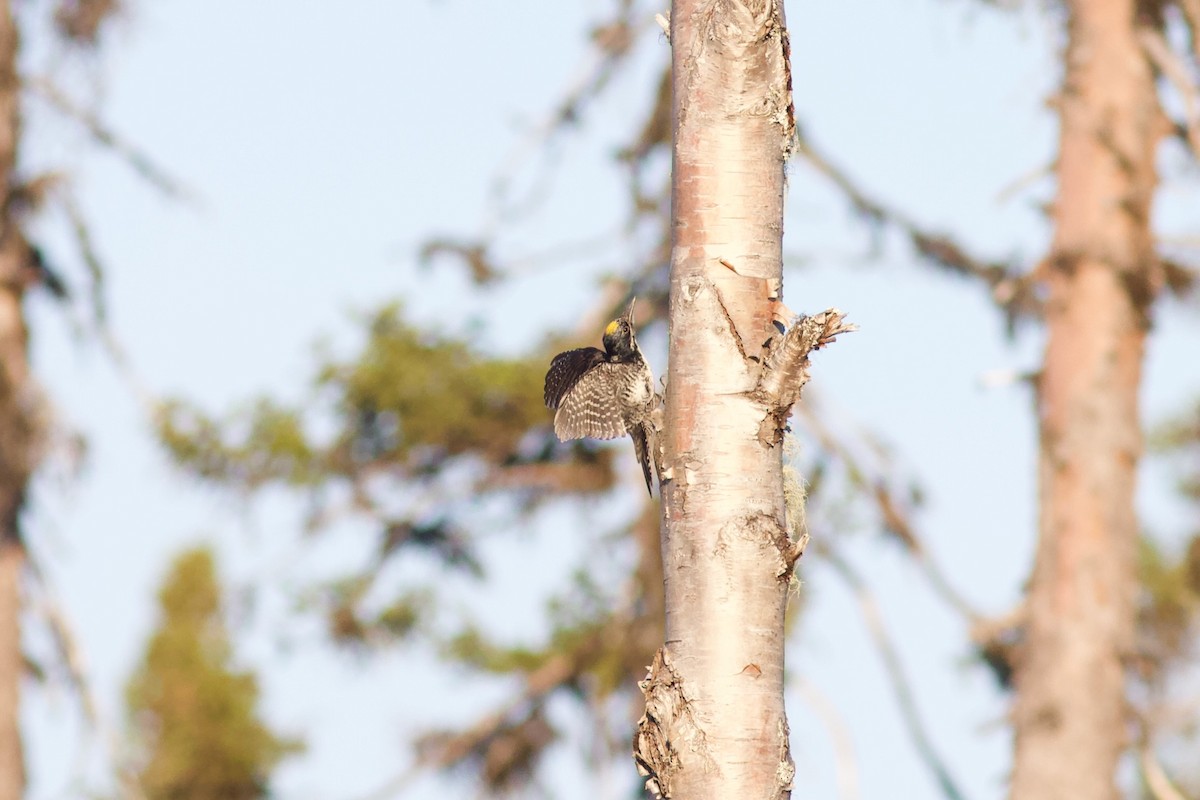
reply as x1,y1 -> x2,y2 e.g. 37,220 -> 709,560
755,309 -> 856,446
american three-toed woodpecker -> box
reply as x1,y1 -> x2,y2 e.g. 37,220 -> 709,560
543,299 -> 658,495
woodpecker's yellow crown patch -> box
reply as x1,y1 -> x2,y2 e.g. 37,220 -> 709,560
605,319 -> 621,337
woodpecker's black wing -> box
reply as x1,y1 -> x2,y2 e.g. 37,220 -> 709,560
544,348 -> 627,441
544,347 -> 605,409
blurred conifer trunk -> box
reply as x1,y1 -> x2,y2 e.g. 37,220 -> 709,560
634,1 -> 799,797
1009,2 -> 1163,797
0,1 -> 29,797
0,544 -> 20,800
0,0 -> 26,796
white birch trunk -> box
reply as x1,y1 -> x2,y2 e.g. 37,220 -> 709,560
633,2 -> 850,797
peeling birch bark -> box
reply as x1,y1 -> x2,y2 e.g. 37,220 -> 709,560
633,2 -> 848,797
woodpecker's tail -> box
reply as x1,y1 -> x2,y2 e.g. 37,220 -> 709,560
631,423 -> 655,497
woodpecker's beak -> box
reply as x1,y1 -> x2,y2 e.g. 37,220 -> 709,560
626,297 -> 637,325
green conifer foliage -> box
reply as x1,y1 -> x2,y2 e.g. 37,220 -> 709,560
126,547 -> 301,800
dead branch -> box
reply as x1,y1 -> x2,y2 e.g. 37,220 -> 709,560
966,605 -> 1025,690
796,399 -> 981,623
348,763 -> 422,800
52,189 -> 161,414
820,543 -> 970,800
481,2 -> 640,233
1159,257 -> 1198,298
419,228 -> 632,286
26,76 -> 195,203
794,131 -> 1038,326
25,556 -> 145,799
1138,744 -> 1189,800
60,189 -> 107,324
793,675 -> 862,800
54,0 -> 122,46
994,161 -> 1054,205
418,238 -> 500,285
414,653 -> 573,780
417,604 -> 649,785
1138,26 -> 1200,161
1183,0 -> 1200,66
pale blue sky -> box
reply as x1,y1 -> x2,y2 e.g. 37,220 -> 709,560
18,1 -> 1200,798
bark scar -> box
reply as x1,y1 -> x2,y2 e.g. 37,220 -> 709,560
633,647 -> 713,798
776,12 -> 797,157
710,278 -> 749,363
